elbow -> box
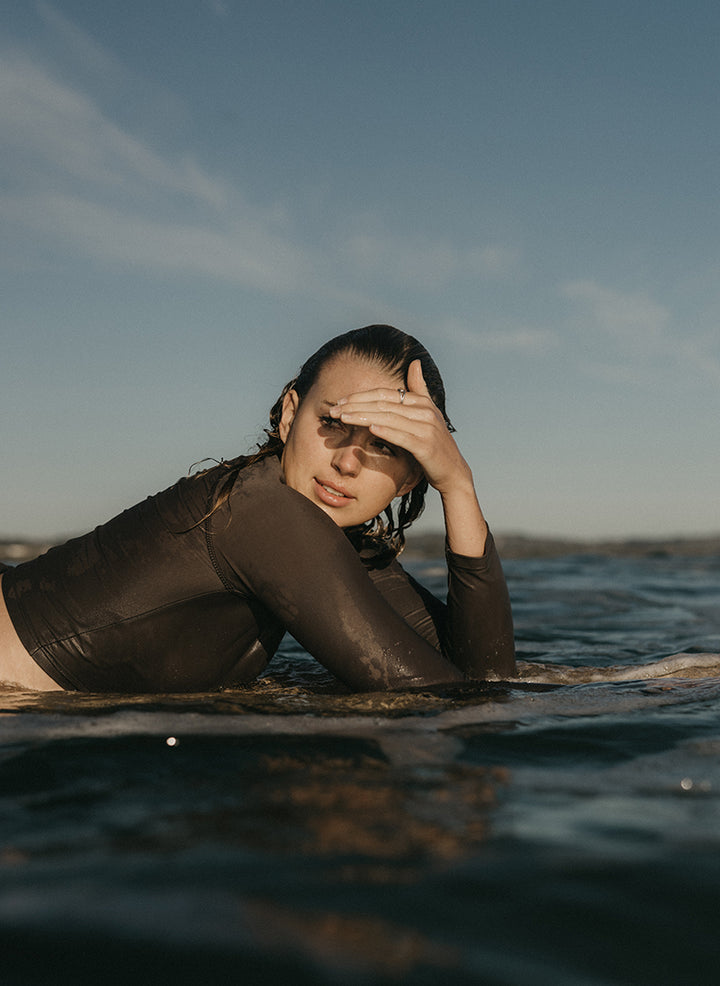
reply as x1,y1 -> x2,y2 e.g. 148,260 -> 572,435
493,638 -> 517,679
488,630 -> 517,679
463,633 -> 517,682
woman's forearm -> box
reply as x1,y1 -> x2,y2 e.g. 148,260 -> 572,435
439,464 -> 489,558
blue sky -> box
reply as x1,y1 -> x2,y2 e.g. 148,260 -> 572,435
2,0 -> 719,540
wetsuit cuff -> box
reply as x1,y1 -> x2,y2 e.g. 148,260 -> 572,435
445,531 -> 499,572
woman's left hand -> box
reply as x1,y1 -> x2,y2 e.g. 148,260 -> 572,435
330,359 -> 488,556
330,359 -> 472,494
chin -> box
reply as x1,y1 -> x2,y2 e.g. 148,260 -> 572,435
323,509 -> 358,528
319,505 -> 367,529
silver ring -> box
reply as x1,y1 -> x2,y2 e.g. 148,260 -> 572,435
397,388 -> 406,404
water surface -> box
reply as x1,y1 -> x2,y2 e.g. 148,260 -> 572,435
2,552 -> 719,985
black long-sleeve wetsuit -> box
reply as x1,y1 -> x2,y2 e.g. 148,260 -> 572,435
1,455 -> 515,692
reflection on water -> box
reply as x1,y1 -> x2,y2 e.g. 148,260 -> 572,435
0,727 -> 505,983
242,902 -> 461,979
0,731 -> 504,865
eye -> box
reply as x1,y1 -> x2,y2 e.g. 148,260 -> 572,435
371,438 -> 396,457
319,414 -> 343,430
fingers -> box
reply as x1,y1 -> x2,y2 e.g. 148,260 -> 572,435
328,384 -> 462,492
333,387 -> 412,410
329,398 -> 431,427
406,359 -> 431,397
324,360 -> 464,495
328,360 -> 441,452
329,399 -> 442,462
332,361 -> 433,414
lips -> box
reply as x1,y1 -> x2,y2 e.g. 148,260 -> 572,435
313,478 -> 355,507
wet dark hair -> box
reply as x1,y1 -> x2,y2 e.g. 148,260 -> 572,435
208,325 -> 454,558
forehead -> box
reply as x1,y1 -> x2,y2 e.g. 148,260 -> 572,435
310,354 -> 402,399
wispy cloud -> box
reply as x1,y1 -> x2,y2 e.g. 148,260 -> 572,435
2,24 -> 521,312
2,191 -> 317,290
0,37 -> 329,295
561,280 -> 670,342
35,2 -> 130,87
560,278 -> 720,385
344,232 -> 519,289
1,50 -> 229,207
205,0 -> 231,17
8,25 -> 519,301
437,317 -> 559,356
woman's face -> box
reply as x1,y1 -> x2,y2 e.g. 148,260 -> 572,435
279,354 -> 421,528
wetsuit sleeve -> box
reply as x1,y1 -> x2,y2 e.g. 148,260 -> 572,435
211,475 -> 465,691
366,535 -> 516,679
444,538 -> 516,677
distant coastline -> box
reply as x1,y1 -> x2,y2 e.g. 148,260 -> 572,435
3,532 -> 720,565
1,540 -> 61,565
406,531 -> 720,560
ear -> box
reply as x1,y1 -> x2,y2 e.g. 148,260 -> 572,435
278,389 -> 300,444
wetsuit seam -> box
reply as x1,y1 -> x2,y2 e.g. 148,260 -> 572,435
205,525 -> 237,593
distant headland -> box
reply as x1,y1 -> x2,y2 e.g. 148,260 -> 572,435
405,531 -> 720,560
3,533 -> 719,565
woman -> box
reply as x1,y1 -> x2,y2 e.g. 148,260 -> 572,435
0,325 -> 515,692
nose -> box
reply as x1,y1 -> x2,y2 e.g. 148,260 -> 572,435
331,429 -> 363,476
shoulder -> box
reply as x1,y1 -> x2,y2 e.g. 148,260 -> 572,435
221,454 -> 343,537
211,454 -> 369,590
231,453 -> 283,493
228,454 -> 298,512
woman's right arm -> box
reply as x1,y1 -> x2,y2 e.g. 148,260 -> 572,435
212,466 -> 465,691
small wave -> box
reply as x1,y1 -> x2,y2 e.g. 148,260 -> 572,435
511,652 -> 720,685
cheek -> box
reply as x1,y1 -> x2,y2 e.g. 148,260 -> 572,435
391,457 -> 418,493
280,436 -> 299,486
373,469 -> 408,504
282,423 -> 319,487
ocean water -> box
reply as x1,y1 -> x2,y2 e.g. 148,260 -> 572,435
1,551 -> 720,985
